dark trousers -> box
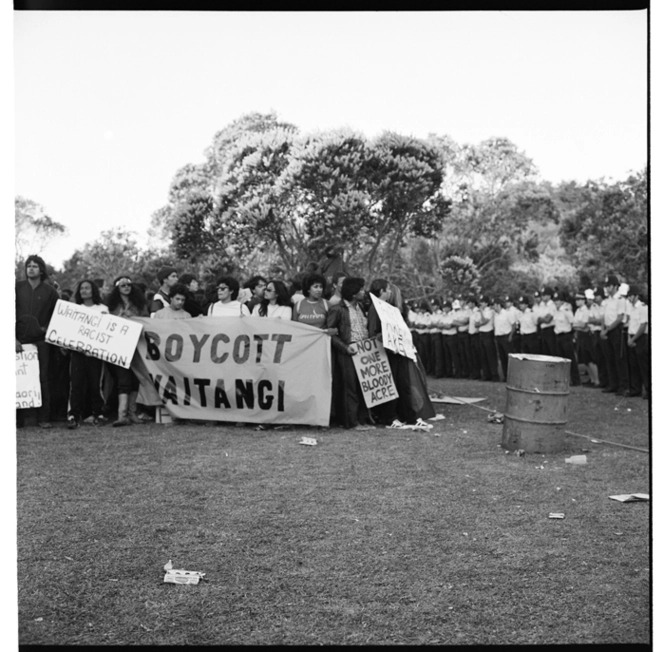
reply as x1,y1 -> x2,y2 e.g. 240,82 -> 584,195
110,364 -> 140,395
520,332 -> 540,355
469,333 -> 482,379
633,335 -> 650,396
539,327 -> 556,356
421,333 -> 434,375
69,352 -> 104,421
555,331 -> 581,385
432,333 -> 445,378
457,331 -> 471,378
495,334 -> 514,381
442,333 -> 460,378
602,327 -> 629,391
591,331 -> 608,386
479,331 -> 499,381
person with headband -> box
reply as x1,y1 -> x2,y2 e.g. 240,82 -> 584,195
105,274 -> 149,426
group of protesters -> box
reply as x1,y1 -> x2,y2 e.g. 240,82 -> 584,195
407,276 -> 650,400
15,257 -> 436,432
16,253 -> 649,432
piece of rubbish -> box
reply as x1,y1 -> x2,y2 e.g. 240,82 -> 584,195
515,449 -> 525,457
590,439 -> 600,443
487,412 -> 504,424
429,395 -> 486,405
565,455 -> 587,465
164,562 -> 208,585
299,437 -> 318,446
549,513 -> 565,519
608,493 -> 649,502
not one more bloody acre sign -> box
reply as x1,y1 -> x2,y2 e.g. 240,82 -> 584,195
351,337 -> 398,408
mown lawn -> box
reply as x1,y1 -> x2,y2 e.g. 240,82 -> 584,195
16,377 -> 650,646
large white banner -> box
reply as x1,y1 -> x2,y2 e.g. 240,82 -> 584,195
133,316 -> 332,426
16,344 -> 41,409
45,300 -> 143,369
351,337 -> 398,408
369,294 -> 417,360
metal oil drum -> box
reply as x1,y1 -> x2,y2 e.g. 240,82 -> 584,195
501,353 -> 570,453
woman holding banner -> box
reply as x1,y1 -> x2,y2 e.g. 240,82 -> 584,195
106,274 -> 149,427
324,277 -> 375,431
66,279 -> 109,429
368,279 -> 435,429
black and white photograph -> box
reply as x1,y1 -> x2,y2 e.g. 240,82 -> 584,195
9,4 -> 651,647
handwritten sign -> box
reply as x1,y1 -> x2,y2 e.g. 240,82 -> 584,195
16,344 -> 42,409
369,294 -> 417,360
352,337 -> 398,408
132,316 -> 332,426
45,300 -> 143,369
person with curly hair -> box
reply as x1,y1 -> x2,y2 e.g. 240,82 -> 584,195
105,274 -> 149,426
66,279 -> 109,429
253,280 -> 293,319
207,276 -> 251,317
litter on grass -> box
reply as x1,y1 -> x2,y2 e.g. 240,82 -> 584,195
549,513 -> 565,519
487,412 -> 504,424
299,437 -> 318,446
565,455 -> 587,465
608,493 -> 649,502
429,395 -> 486,405
163,560 -> 207,585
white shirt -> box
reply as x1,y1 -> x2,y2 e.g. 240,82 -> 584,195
493,309 -> 516,336
535,300 -> 556,329
603,291 -> 627,327
208,300 -> 251,317
627,300 -> 648,336
478,307 -> 495,333
517,308 -> 538,335
252,303 -> 293,320
553,305 -> 574,334
572,304 -> 591,331
440,311 -> 457,335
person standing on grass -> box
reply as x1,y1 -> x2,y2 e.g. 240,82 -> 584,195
535,287 -> 557,356
106,274 -> 149,426
207,277 -> 251,317
150,266 -> 179,317
552,291 -> 580,386
517,296 -> 540,355
493,297 -> 517,381
153,284 -> 192,320
572,291 -> 597,387
16,255 -> 59,429
476,295 -> 499,382
324,277 -> 375,431
66,279 -> 109,429
625,285 -> 649,399
599,275 -> 629,395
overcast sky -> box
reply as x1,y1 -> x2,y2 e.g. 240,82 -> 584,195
13,10 -> 647,269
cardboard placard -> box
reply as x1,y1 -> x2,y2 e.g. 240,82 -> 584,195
352,337 -> 398,408
45,299 -> 143,369
16,344 -> 42,409
369,294 -> 417,360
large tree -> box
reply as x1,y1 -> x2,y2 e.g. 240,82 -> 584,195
557,168 -> 648,287
15,196 -> 67,275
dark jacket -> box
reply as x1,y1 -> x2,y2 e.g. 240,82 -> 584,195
325,301 -> 367,354
16,280 -> 59,344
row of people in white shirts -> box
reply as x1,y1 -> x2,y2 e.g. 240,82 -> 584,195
407,290 -> 648,340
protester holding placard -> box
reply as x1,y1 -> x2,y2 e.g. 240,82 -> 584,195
324,277 -> 375,430
106,274 -> 149,426
67,279 -> 109,429
16,255 -> 59,428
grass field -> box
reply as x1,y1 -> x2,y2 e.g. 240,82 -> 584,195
16,377 -> 650,645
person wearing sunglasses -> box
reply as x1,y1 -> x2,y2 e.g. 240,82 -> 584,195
207,276 -> 251,317
253,280 -> 293,320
